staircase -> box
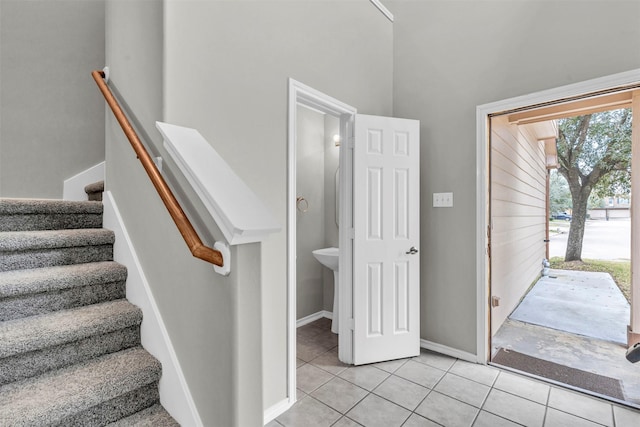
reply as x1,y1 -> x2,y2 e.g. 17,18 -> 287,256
0,197 -> 179,426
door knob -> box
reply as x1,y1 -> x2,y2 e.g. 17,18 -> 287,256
406,246 -> 419,255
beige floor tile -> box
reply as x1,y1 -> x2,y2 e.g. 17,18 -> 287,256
413,349 -> 457,371
472,410 -> 521,427
276,396 -> 341,427
332,416 -> 363,427
311,377 -> 368,414
415,391 -> 478,427
338,365 -> 390,391
402,413 -> 441,427
373,357 -> 409,373
547,388 -> 613,427
544,408 -> 604,427
394,360 -> 446,389
449,359 -> 499,386
482,388 -> 545,427
613,405 -> 640,427
297,338 -> 331,362
282,336 -> 640,427
310,347 -> 349,376
297,363 -> 334,394
346,394 -> 411,427
434,372 -> 491,408
493,371 -> 549,404
373,375 -> 429,411
296,388 -> 307,399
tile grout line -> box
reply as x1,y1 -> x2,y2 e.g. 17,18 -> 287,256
291,319 -> 640,427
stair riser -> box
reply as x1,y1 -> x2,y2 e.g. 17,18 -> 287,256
0,326 -> 140,385
0,281 -> 126,321
0,214 -> 103,232
0,245 -> 113,271
54,382 -> 159,427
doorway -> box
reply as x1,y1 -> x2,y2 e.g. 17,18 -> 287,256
287,79 -> 356,405
287,79 -> 422,407
477,69 -> 640,404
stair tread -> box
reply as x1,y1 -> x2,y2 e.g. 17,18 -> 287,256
0,261 -> 127,298
0,300 -> 142,358
0,198 -> 103,215
0,347 -> 160,425
0,228 -> 114,251
107,404 -> 179,427
84,181 -> 105,194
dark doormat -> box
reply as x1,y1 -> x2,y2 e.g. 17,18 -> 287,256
492,348 -> 625,400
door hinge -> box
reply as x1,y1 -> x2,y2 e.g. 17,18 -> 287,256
348,318 -> 355,330
348,136 -> 355,149
349,228 -> 355,239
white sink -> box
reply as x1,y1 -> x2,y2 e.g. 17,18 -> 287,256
312,247 -> 339,271
312,247 -> 340,334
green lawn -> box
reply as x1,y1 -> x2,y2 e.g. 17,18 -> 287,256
549,257 -> 631,303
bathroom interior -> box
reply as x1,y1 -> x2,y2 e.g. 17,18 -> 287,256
296,105 -> 341,332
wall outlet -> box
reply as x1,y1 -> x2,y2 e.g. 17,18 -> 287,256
433,192 -> 453,208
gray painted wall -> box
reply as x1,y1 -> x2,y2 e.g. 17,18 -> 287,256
0,0 -> 105,198
162,0 -> 393,411
105,1 -> 263,426
390,0 -> 640,354
296,106 -> 326,319
295,107 -> 341,320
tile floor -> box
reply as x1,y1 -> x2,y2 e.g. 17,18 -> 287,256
267,318 -> 640,427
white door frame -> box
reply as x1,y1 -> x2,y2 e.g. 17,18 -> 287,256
476,69 -> 640,364
287,79 -> 357,405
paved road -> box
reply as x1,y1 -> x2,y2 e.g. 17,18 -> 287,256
548,218 -> 630,261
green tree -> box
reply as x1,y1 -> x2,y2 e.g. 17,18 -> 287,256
549,169 -> 572,215
556,108 -> 632,261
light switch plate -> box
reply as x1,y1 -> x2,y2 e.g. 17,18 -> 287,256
433,192 -> 453,208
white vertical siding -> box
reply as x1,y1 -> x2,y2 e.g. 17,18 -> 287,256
490,116 -> 548,336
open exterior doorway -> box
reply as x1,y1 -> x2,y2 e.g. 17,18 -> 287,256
477,69 -> 640,406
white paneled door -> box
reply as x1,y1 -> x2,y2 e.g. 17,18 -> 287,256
352,114 -> 420,365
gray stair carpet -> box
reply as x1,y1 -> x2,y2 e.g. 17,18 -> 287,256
0,198 -> 179,426
0,198 -> 103,231
85,181 -> 105,202
0,228 -> 115,271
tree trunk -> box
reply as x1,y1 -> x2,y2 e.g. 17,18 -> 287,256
565,186 -> 591,261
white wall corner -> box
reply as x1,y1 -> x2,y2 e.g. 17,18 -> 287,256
103,191 -> 203,427
63,162 -> 105,201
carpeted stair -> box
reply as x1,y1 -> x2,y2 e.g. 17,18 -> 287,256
0,198 -> 179,426
85,181 -> 105,202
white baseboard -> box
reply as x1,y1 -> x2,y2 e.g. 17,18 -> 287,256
63,162 -> 105,201
420,339 -> 479,364
263,310 -> 332,425
103,191 -> 203,426
297,310 -> 332,328
263,397 -> 294,426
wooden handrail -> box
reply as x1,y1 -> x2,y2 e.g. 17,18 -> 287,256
92,70 -> 224,267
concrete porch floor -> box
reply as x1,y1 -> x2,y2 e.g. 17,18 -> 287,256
492,269 -> 640,407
